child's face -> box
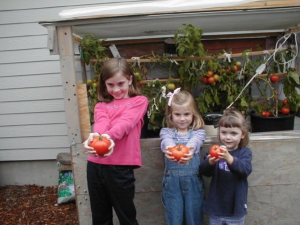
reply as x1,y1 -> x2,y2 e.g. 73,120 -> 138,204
105,72 -> 132,99
219,126 -> 245,151
171,104 -> 193,133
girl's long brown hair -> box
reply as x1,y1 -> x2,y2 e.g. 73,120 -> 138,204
97,57 -> 141,102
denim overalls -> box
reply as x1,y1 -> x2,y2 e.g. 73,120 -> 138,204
162,130 -> 204,225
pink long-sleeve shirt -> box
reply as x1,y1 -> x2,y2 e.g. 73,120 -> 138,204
88,95 -> 148,167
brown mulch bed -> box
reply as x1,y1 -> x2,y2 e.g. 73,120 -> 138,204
0,185 -> 79,225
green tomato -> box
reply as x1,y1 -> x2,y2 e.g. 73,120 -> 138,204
87,79 -> 93,85
167,83 -> 176,91
134,72 -> 142,81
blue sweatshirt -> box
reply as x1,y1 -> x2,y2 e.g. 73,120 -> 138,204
199,147 -> 252,217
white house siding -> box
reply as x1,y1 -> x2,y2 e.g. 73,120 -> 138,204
0,0 -> 147,185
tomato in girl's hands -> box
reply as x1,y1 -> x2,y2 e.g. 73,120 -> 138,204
89,135 -> 110,156
209,144 -> 223,159
168,145 -> 190,161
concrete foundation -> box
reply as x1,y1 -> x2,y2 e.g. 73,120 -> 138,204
0,160 -> 59,186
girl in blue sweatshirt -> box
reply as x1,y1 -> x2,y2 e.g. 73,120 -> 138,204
199,108 -> 252,225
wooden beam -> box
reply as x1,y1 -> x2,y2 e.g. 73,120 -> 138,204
77,84 -> 91,141
57,26 -> 83,145
285,24 -> 300,34
138,73 -> 288,85
86,48 -> 289,63
73,33 -> 282,46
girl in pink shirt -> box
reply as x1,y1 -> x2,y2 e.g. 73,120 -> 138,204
84,57 -> 148,225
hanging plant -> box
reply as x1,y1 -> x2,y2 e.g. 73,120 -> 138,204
174,24 -> 207,90
80,34 -> 107,75
80,34 -> 108,123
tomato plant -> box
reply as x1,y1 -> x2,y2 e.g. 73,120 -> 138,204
209,144 -> 223,159
270,75 -> 279,83
89,135 -> 110,156
281,107 -> 290,115
169,145 -> 189,161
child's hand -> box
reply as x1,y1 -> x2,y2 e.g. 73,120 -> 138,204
83,133 -> 115,157
179,147 -> 194,163
102,134 -> 115,157
207,154 -> 220,165
83,133 -> 100,157
217,145 -> 234,165
165,146 -> 177,162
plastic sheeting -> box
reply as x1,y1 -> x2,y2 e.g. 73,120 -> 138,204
59,0 -> 260,18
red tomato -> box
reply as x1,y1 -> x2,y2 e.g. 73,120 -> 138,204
208,77 -> 215,84
270,75 -> 279,83
207,70 -> 214,77
169,145 -> 189,161
261,111 -> 266,117
202,76 -> 208,84
282,98 -> 289,105
281,107 -> 290,115
265,111 -> 271,117
89,135 -> 110,156
90,136 -> 110,146
231,65 -> 238,73
209,144 -> 223,159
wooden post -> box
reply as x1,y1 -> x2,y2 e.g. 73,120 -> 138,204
57,26 -> 92,225
57,26 -> 83,147
77,83 -> 91,141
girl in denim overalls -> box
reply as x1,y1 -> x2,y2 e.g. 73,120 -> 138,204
160,89 -> 206,225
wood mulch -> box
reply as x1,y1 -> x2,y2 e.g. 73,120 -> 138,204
0,185 -> 79,225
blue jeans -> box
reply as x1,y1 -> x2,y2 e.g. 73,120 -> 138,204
87,161 -> 138,225
162,154 -> 204,225
209,215 -> 245,225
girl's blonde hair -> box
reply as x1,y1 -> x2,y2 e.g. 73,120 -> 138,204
97,57 -> 141,102
218,108 -> 251,147
166,90 -> 204,130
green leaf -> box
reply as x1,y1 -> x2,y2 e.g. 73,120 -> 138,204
83,53 -> 91,65
288,71 -> 300,84
204,93 -> 213,105
240,98 -> 248,107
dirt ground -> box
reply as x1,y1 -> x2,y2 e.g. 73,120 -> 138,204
0,185 -> 79,225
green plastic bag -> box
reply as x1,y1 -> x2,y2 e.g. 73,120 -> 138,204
57,171 -> 75,204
